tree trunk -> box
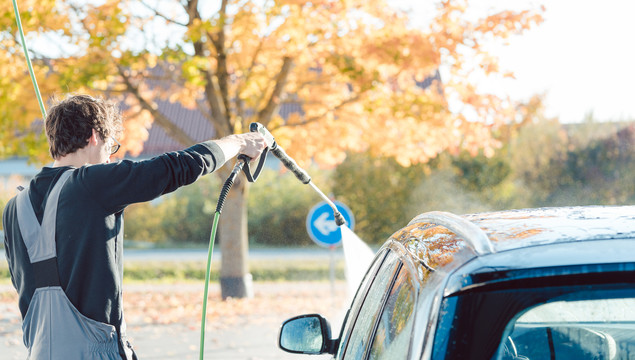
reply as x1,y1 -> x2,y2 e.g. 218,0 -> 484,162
217,167 -> 253,299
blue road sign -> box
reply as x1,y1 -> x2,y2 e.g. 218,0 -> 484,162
306,201 -> 355,248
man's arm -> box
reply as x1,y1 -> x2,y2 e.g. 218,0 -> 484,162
78,132 -> 267,214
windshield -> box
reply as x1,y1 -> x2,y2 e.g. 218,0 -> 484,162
495,297 -> 635,360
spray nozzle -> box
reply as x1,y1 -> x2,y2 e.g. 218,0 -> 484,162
249,122 -> 349,227
250,122 -> 277,149
334,211 -> 347,227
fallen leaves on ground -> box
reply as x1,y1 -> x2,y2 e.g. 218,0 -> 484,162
124,281 -> 347,331
0,281 -> 347,334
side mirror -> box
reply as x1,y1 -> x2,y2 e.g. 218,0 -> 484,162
278,314 -> 338,355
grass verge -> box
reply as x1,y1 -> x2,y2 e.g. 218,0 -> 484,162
0,259 -> 345,284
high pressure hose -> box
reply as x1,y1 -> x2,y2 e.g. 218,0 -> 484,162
199,123 -> 345,359
199,158 -> 247,360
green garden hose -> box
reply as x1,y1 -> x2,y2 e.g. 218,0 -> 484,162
199,159 -> 246,359
199,211 -> 220,360
11,0 -> 47,119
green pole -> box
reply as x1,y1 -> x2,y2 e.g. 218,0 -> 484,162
11,0 -> 47,119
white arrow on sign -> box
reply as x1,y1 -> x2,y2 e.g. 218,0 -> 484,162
314,213 -> 338,235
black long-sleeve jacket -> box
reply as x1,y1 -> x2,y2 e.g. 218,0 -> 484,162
3,141 -> 225,350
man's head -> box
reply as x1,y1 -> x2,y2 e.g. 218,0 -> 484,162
45,95 -> 123,160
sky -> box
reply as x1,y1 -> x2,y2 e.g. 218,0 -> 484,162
400,0 -> 635,123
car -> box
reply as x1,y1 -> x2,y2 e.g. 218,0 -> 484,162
278,206 -> 635,359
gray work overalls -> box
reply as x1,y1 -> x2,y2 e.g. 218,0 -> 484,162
15,170 -> 125,359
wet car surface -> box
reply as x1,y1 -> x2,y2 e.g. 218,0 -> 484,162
278,206 -> 635,359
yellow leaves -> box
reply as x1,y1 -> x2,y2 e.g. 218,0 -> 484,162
145,54 -> 158,69
182,56 -> 211,87
475,9 -> 545,38
167,85 -> 202,110
0,0 -> 69,51
83,0 -> 128,39
184,18 -> 219,44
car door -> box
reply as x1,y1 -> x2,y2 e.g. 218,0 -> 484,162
335,246 -> 419,360
334,249 -> 397,359
365,261 -> 418,359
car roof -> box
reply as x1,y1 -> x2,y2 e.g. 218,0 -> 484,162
464,205 -> 635,252
392,206 -> 635,276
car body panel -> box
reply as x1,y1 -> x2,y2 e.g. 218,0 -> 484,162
279,206 -> 635,360
446,239 -> 635,296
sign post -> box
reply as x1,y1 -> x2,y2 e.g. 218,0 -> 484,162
306,201 -> 355,297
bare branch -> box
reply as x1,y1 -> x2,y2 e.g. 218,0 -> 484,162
182,0 -> 231,136
117,65 -> 195,145
139,0 -> 188,27
241,0 -> 274,86
270,94 -> 361,131
90,87 -> 129,95
195,101 -> 215,124
257,56 -> 294,127
232,23 -> 270,130
232,36 -> 266,127
235,97 -> 247,127
184,0 -> 199,24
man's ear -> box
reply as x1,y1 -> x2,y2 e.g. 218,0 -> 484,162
88,129 -> 99,146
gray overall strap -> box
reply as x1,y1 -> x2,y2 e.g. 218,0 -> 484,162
15,170 -> 73,287
15,169 -> 121,360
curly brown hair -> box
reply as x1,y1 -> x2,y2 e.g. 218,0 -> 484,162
45,94 -> 123,159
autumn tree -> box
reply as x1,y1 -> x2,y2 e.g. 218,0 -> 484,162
1,0 -> 543,298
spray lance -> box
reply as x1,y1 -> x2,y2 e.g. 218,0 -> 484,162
199,122 -> 345,359
250,123 -> 347,226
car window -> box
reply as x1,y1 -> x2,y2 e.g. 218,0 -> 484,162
342,251 -> 400,360
336,249 -> 390,359
368,263 -> 417,359
493,297 -> 635,360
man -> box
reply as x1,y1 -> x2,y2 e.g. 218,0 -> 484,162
2,94 -> 267,359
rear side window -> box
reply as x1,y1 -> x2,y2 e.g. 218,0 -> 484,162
368,264 -> 417,359
343,251 -> 400,360
494,297 -> 635,360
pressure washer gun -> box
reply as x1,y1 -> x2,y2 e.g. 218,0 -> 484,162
201,123 -> 346,360
242,122 -> 347,227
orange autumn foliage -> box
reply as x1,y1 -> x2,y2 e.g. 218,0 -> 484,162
1,0 -> 543,167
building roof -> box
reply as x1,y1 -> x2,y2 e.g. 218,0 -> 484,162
137,100 -> 304,157
136,69 -> 439,157
138,99 -> 215,156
